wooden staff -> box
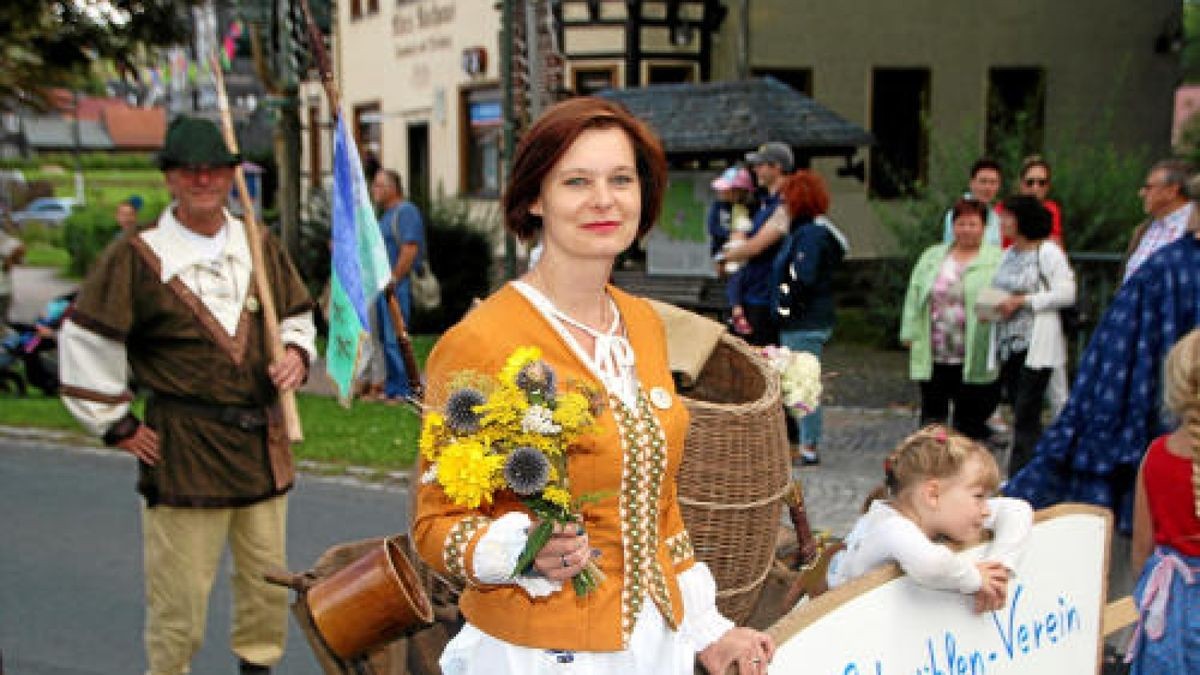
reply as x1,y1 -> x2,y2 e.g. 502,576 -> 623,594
298,0 -> 424,401
210,55 -> 304,442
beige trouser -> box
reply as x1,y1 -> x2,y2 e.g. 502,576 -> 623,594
142,495 -> 289,675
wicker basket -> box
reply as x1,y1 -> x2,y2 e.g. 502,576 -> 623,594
677,333 -> 792,624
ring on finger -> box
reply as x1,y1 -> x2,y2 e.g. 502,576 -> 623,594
561,553 -> 570,568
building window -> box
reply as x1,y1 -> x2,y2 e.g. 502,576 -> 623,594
752,68 -> 813,97
572,65 -> 619,95
350,0 -> 379,20
353,101 -> 382,168
986,67 -> 1045,159
870,68 -> 930,200
462,88 -> 502,197
646,63 -> 695,84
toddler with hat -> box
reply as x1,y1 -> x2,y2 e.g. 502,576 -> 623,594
709,166 -> 755,276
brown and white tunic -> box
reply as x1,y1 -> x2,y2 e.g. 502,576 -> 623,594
59,206 -> 316,507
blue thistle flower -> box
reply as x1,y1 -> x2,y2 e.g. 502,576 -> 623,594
516,361 -> 557,400
503,446 -> 550,495
445,387 -> 486,434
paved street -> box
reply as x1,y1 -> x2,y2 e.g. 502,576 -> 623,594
0,434 -> 411,675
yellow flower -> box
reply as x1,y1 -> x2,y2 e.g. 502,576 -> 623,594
542,486 -> 572,510
499,346 -> 543,386
436,439 -> 505,508
553,392 -> 595,431
419,412 -> 447,461
477,384 -> 529,430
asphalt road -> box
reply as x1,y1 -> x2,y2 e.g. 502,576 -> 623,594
0,437 -> 411,675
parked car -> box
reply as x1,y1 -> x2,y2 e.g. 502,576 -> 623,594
11,197 -> 77,228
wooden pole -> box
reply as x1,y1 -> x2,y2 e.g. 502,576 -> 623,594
297,0 -> 423,402
210,55 -> 304,442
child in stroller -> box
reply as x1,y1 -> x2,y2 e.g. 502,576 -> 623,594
0,291 -> 76,396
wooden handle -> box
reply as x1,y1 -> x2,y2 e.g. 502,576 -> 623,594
385,290 -> 424,400
210,56 -> 304,442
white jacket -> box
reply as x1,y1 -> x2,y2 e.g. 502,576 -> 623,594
990,241 -> 1076,370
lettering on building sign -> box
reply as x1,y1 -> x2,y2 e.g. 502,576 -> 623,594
393,1 -> 455,37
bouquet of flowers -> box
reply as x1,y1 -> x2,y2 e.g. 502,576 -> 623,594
761,345 -> 822,415
419,346 -> 606,596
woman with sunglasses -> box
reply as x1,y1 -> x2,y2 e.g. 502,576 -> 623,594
1015,156 -> 1063,248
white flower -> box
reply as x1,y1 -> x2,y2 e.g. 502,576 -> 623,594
421,463 -> 439,485
762,346 -> 821,414
521,404 -> 562,435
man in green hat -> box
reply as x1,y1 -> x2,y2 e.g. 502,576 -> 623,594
57,115 -> 315,674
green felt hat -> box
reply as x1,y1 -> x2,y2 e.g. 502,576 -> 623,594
157,115 -> 240,170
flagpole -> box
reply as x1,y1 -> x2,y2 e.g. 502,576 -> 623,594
210,55 -> 305,442
298,0 -> 423,400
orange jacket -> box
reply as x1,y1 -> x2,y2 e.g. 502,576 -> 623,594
413,283 -> 696,650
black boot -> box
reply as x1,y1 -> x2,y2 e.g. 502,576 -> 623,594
239,659 -> 271,674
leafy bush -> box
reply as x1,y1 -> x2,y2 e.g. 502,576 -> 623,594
866,112 -> 1149,346
62,205 -> 120,276
0,152 -> 156,171
15,222 -> 63,248
293,190 -> 496,336
63,197 -> 168,276
411,197 -> 496,333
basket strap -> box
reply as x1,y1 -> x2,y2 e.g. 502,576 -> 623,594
715,561 -> 775,599
677,482 -> 792,510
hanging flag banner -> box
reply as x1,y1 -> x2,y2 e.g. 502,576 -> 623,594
325,113 -> 390,404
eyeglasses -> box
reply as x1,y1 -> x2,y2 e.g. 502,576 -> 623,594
1023,178 -> 1048,187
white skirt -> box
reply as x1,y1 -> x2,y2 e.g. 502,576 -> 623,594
440,564 -> 731,675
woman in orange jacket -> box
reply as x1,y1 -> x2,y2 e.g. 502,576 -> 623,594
413,97 -> 774,675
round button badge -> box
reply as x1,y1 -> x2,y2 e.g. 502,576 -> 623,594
649,386 -> 673,410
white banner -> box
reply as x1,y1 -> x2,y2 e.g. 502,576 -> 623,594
767,504 -> 1112,674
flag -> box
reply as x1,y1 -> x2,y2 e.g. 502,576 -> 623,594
326,113 -> 390,404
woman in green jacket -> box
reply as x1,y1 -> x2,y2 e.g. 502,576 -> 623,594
900,198 -> 1002,440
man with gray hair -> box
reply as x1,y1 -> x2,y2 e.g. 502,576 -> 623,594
1123,158 -> 1194,282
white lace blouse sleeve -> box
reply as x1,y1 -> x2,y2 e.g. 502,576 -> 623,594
878,515 -> 983,594
470,511 -> 562,598
982,497 -> 1034,572
678,562 -> 735,652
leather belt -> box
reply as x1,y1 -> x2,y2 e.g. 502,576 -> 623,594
151,393 -> 269,431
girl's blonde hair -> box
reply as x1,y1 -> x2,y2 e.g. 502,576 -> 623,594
1162,329 -> 1200,519
865,424 -> 999,510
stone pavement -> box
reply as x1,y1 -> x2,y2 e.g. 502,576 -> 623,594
8,265 -> 75,324
793,406 -> 918,536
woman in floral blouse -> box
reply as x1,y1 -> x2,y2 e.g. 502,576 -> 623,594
900,198 -> 1002,441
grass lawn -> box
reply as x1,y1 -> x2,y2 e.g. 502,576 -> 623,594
25,169 -> 169,207
0,391 -> 423,469
22,242 -> 72,271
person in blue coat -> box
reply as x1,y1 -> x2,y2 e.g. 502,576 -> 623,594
1005,228 -> 1200,534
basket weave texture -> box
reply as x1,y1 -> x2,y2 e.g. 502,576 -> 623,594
677,334 -> 792,624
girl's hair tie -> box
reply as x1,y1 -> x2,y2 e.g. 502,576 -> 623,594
883,454 -> 899,494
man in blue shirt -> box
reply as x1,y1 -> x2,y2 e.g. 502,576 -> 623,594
369,168 -> 427,401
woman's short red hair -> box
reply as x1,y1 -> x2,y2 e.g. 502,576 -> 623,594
780,170 -> 830,222
501,96 -> 668,242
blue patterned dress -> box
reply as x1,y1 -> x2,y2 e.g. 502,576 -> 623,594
1003,234 -> 1200,533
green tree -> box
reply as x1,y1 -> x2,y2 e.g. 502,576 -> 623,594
0,2 -> 192,109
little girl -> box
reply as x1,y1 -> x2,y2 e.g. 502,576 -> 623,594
1125,329 -> 1200,673
827,425 -> 1033,613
